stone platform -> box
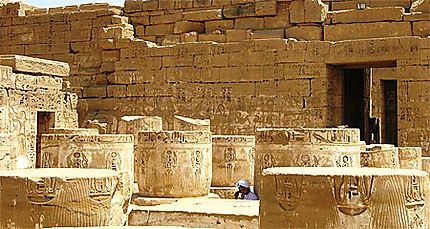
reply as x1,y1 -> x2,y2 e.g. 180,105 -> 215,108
129,198 -> 259,229
132,193 -> 220,206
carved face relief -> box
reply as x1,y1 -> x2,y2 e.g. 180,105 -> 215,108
275,176 -> 302,212
333,176 -> 373,216
67,152 -> 89,168
27,177 -> 59,203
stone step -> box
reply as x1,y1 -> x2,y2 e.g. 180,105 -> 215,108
129,198 -> 259,229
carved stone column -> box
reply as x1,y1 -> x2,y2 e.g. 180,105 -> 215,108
0,168 -> 129,227
212,135 -> 255,187
361,144 -> 400,168
422,157 -> 430,175
260,167 -> 429,228
255,128 -> 361,194
135,131 -> 212,197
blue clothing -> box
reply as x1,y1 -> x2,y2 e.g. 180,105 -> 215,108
243,192 -> 259,200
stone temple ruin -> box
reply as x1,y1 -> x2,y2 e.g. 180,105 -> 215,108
0,0 -> 429,228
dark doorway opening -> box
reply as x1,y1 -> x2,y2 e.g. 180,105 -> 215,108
36,111 -> 55,168
382,80 -> 398,145
343,69 -> 371,142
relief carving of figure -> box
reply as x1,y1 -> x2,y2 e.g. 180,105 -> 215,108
405,176 -> 425,228
333,175 -> 374,216
360,152 -> 371,167
224,147 -> 236,181
163,150 -> 177,189
106,151 -> 121,171
67,152 -> 89,168
336,155 -> 352,167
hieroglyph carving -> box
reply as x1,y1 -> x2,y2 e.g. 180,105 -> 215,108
27,177 -> 58,203
67,152 -> 88,168
275,176 -> 302,212
405,176 -> 426,227
256,129 -> 360,145
333,176 -> 374,216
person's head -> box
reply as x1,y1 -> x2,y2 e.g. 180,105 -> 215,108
236,179 -> 251,194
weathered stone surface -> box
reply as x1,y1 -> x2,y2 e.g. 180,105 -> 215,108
205,19 -> 234,32
361,144 -> 400,168
254,128 -> 362,194
0,168 -> 130,227
117,116 -> 163,136
398,147 -> 422,170
413,20 -> 430,37
423,157 -> 430,174
174,21 -> 204,34
0,55 -> 70,77
324,22 -> 412,41
331,7 -> 404,24
135,131 -> 212,197
212,135 -> 255,187
226,29 -> 251,41
260,167 -> 430,228
129,198 -> 258,228
183,9 -> 223,21
286,26 -> 323,40
223,3 -> 256,18
304,0 -> 329,23
210,186 -> 238,199
173,115 -> 210,131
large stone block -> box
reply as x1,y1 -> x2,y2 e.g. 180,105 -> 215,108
117,115 -> 163,137
413,20 -> 430,37
173,115 -> 210,131
286,25 -> 323,40
361,144 -> 400,168
183,9 -> 223,21
254,128 -> 362,194
212,135 -> 255,187
0,168 -> 130,227
174,21 -> 205,34
331,7 -> 404,24
324,22 -> 412,41
304,0 -> 329,23
39,132 -> 134,200
135,131 -> 212,197
260,167 -> 430,228
0,55 -> 69,77
398,147 -> 422,170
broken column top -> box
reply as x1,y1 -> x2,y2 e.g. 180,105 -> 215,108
263,167 -> 428,177
0,168 -> 118,179
0,55 -> 70,77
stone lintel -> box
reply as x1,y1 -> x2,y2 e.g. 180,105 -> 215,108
0,55 -> 70,77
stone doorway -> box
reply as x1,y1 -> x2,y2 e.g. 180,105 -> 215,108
342,68 -> 371,143
382,80 -> 398,146
36,111 -> 55,168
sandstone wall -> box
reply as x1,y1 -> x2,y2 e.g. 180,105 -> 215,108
123,0 -> 429,44
0,56 -> 78,170
0,1 -> 429,153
